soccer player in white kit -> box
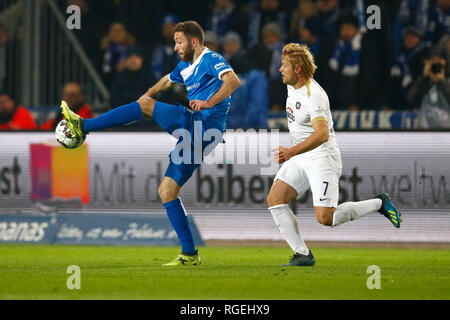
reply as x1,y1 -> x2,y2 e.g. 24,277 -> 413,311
267,43 -> 402,266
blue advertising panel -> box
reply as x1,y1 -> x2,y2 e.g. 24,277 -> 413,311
0,214 -> 204,246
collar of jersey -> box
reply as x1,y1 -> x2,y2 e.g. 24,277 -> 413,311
180,47 -> 211,81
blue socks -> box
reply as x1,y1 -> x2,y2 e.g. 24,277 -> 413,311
164,198 -> 196,255
83,101 -> 142,133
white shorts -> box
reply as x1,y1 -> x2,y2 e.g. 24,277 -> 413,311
274,154 -> 342,208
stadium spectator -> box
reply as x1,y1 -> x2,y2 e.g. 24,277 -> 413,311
427,0 -> 450,45
101,22 -> 136,86
327,15 -> 364,110
384,26 -> 430,110
247,0 -> 289,48
204,0 -> 248,43
289,0 -> 317,40
40,83 -> 93,131
149,16 -> 187,107
227,69 -> 269,129
222,31 -> 249,75
294,17 -> 337,94
314,0 -> 342,38
0,93 -> 37,130
151,14 -> 180,80
110,48 -> 153,108
248,22 -> 285,111
204,31 -> 221,52
407,46 -> 450,128
394,0 -> 450,53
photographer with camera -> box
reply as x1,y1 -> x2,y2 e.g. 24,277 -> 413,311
407,47 -> 450,129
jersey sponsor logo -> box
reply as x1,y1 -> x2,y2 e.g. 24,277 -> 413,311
287,106 -> 295,122
287,112 -> 295,122
214,62 -> 226,70
186,82 -> 201,91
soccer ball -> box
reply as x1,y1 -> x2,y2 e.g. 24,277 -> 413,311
55,120 -> 86,149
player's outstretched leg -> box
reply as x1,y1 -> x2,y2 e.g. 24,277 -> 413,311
60,100 -> 85,137
60,99 -> 143,137
376,193 -> 402,228
331,194 -> 401,228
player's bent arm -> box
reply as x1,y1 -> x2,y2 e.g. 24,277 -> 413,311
289,117 -> 329,156
145,74 -> 175,98
205,71 -> 241,108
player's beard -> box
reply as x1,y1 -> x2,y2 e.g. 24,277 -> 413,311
181,43 -> 195,62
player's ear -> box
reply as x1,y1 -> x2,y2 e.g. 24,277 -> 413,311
191,37 -> 198,47
296,66 -> 302,74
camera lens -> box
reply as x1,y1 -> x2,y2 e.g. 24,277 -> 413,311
430,63 -> 443,74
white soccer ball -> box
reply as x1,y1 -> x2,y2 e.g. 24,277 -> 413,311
55,120 -> 86,149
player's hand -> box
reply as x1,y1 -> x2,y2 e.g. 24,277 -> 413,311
190,100 -> 211,111
272,146 -> 293,164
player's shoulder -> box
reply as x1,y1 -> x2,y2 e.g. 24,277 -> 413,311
308,80 -> 328,100
203,50 -> 227,64
176,60 -> 190,71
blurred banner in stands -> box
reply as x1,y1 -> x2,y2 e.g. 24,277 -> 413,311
269,110 -> 420,130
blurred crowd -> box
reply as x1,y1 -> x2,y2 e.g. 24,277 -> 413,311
0,0 -> 449,130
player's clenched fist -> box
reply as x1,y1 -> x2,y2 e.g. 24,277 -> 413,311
273,146 -> 293,164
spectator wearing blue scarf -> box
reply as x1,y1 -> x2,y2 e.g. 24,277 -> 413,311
328,15 -> 362,110
385,26 -> 430,109
205,0 -> 248,44
293,16 -> 336,96
101,22 -> 136,86
427,0 -> 450,45
151,14 -> 180,80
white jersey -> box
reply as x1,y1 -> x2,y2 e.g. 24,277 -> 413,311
285,78 -> 340,159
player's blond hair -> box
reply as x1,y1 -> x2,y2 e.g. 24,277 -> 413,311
282,43 -> 317,96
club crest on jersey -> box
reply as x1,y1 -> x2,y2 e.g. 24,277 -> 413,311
296,101 -> 301,109
286,106 -> 295,122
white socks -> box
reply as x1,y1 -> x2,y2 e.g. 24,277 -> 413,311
332,199 -> 382,227
269,204 -> 309,255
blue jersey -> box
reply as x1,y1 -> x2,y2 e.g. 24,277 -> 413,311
168,48 -> 233,131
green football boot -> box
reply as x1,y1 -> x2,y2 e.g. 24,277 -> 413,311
162,252 -> 201,266
281,250 -> 315,267
376,193 -> 402,228
60,100 -> 85,138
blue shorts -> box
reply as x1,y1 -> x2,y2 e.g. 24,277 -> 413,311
152,101 -> 224,187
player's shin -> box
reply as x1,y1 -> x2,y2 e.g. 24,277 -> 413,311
269,204 -> 309,255
83,101 -> 143,133
332,199 -> 382,227
164,197 -> 197,255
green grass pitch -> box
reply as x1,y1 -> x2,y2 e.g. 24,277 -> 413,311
0,244 -> 448,300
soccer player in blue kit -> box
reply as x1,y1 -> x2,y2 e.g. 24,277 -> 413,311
61,21 -> 241,266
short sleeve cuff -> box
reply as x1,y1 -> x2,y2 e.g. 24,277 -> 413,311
218,68 -> 233,80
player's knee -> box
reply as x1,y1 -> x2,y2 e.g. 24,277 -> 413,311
158,184 -> 178,203
316,212 -> 333,227
267,191 -> 283,207
137,95 -> 155,119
